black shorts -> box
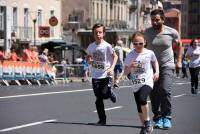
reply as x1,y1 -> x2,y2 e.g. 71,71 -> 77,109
134,85 -> 152,113
92,77 -> 112,99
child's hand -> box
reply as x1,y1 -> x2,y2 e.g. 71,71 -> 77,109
129,61 -> 137,68
128,61 -> 137,72
106,67 -> 114,76
153,72 -> 159,81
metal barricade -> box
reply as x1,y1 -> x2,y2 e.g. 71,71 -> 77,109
54,64 -> 85,82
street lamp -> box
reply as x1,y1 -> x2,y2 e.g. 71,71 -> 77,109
33,19 -> 37,46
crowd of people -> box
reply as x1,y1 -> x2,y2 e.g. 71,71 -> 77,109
0,44 -> 58,65
85,9 -> 199,134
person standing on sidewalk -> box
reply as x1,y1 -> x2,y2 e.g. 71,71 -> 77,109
124,31 -> 159,134
113,39 -> 124,88
144,9 -> 183,129
86,23 -> 118,125
186,39 -> 200,94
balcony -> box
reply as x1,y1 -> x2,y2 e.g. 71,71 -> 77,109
11,26 -> 32,41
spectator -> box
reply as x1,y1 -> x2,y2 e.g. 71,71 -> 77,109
9,47 -> 20,61
113,39 -> 124,88
181,55 -> 188,78
81,56 -> 89,82
30,46 -> 39,63
186,39 -> 200,94
0,47 -> 4,61
22,44 -> 32,62
39,48 -> 49,64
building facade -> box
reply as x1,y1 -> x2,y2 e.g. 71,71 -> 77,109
89,0 -> 129,28
61,0 -> 89,30
0,0 -> 62,51
181,0 -> 200,38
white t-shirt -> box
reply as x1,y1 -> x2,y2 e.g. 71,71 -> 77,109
124,48 -> 157,92
186,46 -> 200,68
86,40 -> 114,79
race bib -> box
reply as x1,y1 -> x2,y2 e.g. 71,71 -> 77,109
92,61 -> 105,70
127,73 -> 146,85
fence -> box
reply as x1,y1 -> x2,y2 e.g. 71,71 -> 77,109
54,64 -> 86,82
0,61 -> 55,86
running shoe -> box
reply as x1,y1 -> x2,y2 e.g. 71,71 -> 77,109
144,120 -> 153,134
163,118 -> 172,129
191,87 -> 195,94
113,83 -> 120,88
96,120 -> 106,125
110,90 -> 117,103
154,117 -> 163,129
139,127 -> 147,134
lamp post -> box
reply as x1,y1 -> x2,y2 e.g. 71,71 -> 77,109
33,18 -> 37,46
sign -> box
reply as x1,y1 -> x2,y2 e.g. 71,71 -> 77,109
39,26 -> 50,38
49,16 -> 58,26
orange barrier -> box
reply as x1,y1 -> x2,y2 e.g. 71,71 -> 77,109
0,61 -> 55,81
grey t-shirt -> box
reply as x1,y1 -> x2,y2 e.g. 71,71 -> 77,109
144,25 -> 180,68
114,46 -> 123,64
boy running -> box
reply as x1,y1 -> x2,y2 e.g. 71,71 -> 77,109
86,23 -> 118,125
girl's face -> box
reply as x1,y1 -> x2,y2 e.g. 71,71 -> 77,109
132,35 -> 145,53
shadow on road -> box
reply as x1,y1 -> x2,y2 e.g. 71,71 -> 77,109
46,121 -> 142,129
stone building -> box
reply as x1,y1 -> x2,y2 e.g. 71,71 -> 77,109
181,0 -> 200,38
89,0 -> 130,28
0,0 -> 62,51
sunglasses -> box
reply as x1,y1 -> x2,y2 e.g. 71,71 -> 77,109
133,42 -> 144,46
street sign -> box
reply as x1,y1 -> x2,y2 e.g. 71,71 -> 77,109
39,26 -> 50,38
49,16 -> 58,26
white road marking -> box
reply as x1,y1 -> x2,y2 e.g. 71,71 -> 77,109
0,85 -> 132,100
93,106 -> 123,112
173,94 -> 186,98
0,82 -> 190,100
0,119 -> 56,132
175,82 -> 190,85
0,89 -> 93,99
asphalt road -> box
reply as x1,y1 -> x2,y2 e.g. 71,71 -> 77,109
0,77 -> 200,134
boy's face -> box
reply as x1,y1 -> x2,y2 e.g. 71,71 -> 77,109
93,26 -> 105,43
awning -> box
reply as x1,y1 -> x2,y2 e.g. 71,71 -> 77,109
41,40 -> 86,54
181,39 -> 200,45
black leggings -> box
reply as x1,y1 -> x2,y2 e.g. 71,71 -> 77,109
134,85 -> 152,113
189,67 -> 200,89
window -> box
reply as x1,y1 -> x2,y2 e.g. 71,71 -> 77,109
0,6 -> 5,31
24,8 -> 29,28
50,10 -> 54,17
0,6 -> 5,39
24,8 -> 29,38
13,7 -> 17,31
37,9 -> 42,26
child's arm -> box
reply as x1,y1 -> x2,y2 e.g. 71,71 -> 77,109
152,60 -> 159,81
124,65 -> 131,76
107,52 -> 118,75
